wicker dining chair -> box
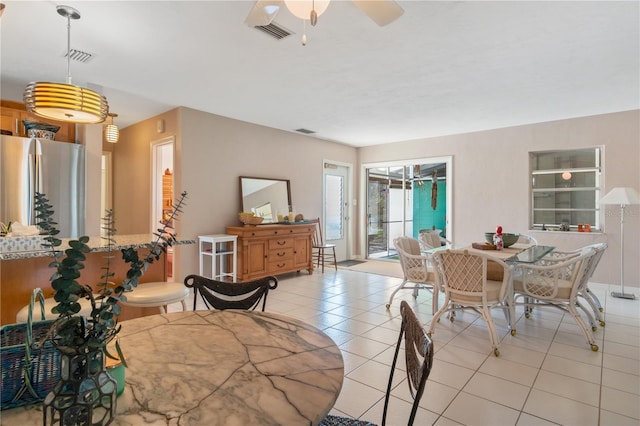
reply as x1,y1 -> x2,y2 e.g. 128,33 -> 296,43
183,274 -> 278,311
512,247 -> 600,351
321,301 -> 434,426
387,237 -> 439,314
429,249 -> 514,356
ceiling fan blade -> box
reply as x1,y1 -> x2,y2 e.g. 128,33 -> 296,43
351,0 -> 404,26
245,0 -> 283,27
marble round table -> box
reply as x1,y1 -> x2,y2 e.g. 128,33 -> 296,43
2,310 -> 344,425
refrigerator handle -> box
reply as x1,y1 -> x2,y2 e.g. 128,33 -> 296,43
28,138 -> 43,226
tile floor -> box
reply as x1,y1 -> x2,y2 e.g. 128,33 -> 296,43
175,266 -> 640,426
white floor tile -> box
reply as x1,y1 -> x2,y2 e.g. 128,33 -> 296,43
463,372 -> 530,410
600,386 -> 640,420
237,268 -> 639,425
533,370 -> 601,407
523,389 -> 599,425
443,392 -> 520,426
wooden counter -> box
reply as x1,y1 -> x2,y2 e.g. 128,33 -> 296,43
0,234 -> 194,326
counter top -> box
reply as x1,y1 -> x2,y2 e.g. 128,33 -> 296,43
0,234 -> 195,260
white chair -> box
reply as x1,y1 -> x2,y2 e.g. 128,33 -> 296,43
387,237 -> 439,314
512,247 -> 600,351
536,243 -> 607,327
120,281 -> 189,313
429,249 -> 514,356
517,234 -> 538,245
15,295 -> 95,323
418,230 -> 451,252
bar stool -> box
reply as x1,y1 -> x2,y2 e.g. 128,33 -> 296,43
15,296 -> 95,323
120,282 -> 189,313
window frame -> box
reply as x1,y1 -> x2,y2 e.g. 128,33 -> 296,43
530,147 -> 602,231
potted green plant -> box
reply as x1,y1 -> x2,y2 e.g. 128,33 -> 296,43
34,190 -> 188,426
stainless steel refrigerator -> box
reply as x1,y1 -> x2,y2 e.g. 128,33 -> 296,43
0,135 -> 85,238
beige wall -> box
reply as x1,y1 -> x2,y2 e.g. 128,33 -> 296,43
359,110 -> 640,287
111,108 -> 638,288
113,107 -> 357,282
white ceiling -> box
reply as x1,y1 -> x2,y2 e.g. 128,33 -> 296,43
1,1 -> 638,147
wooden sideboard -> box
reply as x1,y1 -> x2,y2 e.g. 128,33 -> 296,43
226,223 -> 314,281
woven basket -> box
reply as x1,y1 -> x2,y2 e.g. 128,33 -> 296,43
1,289 -> 60,410
238,213 -> 264,225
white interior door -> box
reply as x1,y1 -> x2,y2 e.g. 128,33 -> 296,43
323,161 -> 351,261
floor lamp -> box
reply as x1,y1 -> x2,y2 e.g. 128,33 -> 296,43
600,187 -> 640,299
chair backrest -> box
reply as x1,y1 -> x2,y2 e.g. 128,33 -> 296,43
432,249 -> 512,303
418,232 -> 441,250
517,234 -> 538,245
382,300 -> 433,426
516,250 -> 592,300
394,237 -> 432,282
310,217 -> 324,246
184,275 -> 278,311
579,243 -> 607,280
394,236 -> 421,256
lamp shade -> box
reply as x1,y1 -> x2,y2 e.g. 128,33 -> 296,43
600,187 -> 640,206
104,113 -> 119,143
24,82 -> 109,124
284,0 -> 330,20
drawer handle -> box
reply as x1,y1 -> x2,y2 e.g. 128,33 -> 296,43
277,241 -> 286,246
277,252 -> 286,257
277,263 -> 285,268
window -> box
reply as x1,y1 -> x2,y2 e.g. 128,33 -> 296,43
530,148 -> 601,230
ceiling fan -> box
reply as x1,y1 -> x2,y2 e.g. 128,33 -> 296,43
245,0 -> 404,44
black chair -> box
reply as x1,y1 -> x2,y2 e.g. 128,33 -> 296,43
321,301 -> 434,426
183,275 -> 278,311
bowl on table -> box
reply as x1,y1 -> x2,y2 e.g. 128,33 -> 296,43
484,232 -> 519,248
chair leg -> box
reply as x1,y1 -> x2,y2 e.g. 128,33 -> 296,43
158,305 -> 166,314
428,296 -> 450,336
331,248 -> 337,271
180,299 -> 188,312
386,279 -> 408,309
568,302 -> 598,351
480,306 -> 500,356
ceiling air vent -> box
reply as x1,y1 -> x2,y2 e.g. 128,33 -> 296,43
295,128 -> 316,134
254,22 -> 292,40
63,48 -> 93,63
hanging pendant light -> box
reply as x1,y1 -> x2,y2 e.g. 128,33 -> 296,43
23,5 -> 108,124
104,113 -> 119,143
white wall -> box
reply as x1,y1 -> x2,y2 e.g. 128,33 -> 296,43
358,110 -> 640,287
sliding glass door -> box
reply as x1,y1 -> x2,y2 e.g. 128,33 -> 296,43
364,158 -> 451,260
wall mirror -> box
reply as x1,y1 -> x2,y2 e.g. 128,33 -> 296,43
239,176 -> 291,223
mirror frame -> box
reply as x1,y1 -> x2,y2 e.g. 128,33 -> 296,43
239,176 -> 292,224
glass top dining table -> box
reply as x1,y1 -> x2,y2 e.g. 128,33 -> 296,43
425,243 -> 556,264
1,310 -> 345,426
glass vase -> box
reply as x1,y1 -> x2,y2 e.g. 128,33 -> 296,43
43,349 -> 117,426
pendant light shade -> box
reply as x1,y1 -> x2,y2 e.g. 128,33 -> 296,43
104,113 -> 119,143
23,5 -> 108,124
24,82 -> 108,124
284,0 -> 330,21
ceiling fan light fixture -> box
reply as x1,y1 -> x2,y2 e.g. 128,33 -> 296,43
23,5 -> 108,124
284,0 -> 330,22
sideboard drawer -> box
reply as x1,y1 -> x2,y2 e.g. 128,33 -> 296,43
268,259 -> 295,273
268,248 -> 293,261
268,238 -> 293,250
